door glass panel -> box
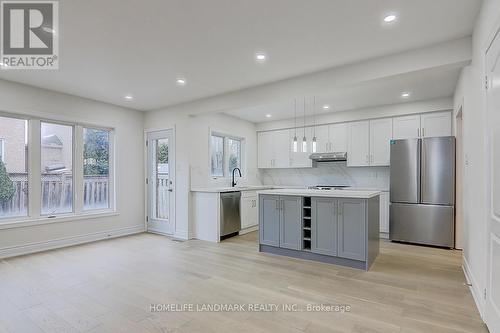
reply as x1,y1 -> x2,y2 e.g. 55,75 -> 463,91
155,138 -> 169,220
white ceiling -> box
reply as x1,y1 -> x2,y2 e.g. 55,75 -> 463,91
224,66 -> 462,123
0,0 -> 481,111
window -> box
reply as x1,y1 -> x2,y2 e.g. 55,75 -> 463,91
227,138 -> 241,176
211,135 -> 224,177
41,122 -> 73,215
0,116 -> 28,218
210,133 -> 243,178
83,127 -> 110,211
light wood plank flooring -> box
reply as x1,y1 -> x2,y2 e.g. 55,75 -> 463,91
0,232 -> 487,333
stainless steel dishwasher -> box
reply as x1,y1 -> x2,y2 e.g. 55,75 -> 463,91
220,191 -> 241,238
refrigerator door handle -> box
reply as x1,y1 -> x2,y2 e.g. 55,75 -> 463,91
421,140 -> 426,202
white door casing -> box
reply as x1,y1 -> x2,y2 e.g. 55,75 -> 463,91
485,24 -> 500,333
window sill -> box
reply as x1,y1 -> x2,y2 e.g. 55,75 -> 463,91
0,211 -> 119,230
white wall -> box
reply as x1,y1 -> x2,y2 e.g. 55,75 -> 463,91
453,0 -> 500,317
144,110 -> 260,239
0,79 -> 145,256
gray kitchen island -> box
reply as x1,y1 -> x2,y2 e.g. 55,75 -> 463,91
257,189 -> 380,271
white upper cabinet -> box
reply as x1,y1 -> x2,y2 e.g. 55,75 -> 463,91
329,123 -> 348,152
258,130 -> 290,168
347,121 -> 370,167
393,112 -> 452,140
313,125 -> 330,153
258,131 -> 273,168
369,118 -> 393,166
311,123 -> 347,153
258,111 -> 451,169
421,111 -> 452,138
393,115 -> 421,140
273,129 -> 291,168
289,127 -> 313,168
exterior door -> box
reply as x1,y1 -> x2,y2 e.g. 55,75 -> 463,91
485,26 -> 500,333
147,130 -> 175,235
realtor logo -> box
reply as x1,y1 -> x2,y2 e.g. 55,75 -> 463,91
1,1 -> 59,69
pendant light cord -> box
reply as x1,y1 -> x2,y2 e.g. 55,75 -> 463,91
303,97 -> 306,137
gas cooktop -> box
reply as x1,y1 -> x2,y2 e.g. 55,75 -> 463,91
308,185 -> 351,190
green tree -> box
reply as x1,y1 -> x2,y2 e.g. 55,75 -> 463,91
0,161 -> 15,203
84,129 -> 109,175
157,143 -> 168,164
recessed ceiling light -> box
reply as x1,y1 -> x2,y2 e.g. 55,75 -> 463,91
255,53 -> 267,62
323,105 -> 330,110
265,114 -> 272,118
176,78 -> 187,86
124,95 -> 134,100
401,92 -> 411,98
383,14 -> 397,23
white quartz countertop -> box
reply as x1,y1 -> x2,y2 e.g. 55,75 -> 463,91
257,188 -> 381,199
191,185 -> 276,193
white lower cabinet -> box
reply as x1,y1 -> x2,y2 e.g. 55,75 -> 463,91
241,191 -> 258,229
379,192 -> 390,234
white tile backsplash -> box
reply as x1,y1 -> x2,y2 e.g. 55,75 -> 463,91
259,162 -> 390,191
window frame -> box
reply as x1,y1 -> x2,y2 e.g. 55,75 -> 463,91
82,126 -> 114,212
209,130 -> 245,180
0,110 -> 116,224
40,120 -> 76,216
0,138 -> 4,162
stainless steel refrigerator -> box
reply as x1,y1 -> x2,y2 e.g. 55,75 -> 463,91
389,137 -> 455,248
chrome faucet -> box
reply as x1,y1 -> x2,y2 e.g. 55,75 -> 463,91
232,167 -> 242,187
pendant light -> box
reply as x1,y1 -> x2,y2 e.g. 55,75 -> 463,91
292,99 -> 298,152
302,97 -> 307,153
312,96 -> 317,153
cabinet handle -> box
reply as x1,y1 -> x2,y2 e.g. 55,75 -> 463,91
275,200 -> 279,210
418,128 -> 420,137
422,127 -> 425,137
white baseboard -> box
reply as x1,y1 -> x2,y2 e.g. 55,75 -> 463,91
0,225 -> 145,259
239,225 -> 258,235
174,229 -> 189,240
462,256 -> 485,319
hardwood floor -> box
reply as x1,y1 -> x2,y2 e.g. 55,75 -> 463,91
0,232 -> 487,333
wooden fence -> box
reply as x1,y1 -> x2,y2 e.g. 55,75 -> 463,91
0,173 -> 109,217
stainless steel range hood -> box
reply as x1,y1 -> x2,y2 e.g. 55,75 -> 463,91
309,152 -> 347,163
